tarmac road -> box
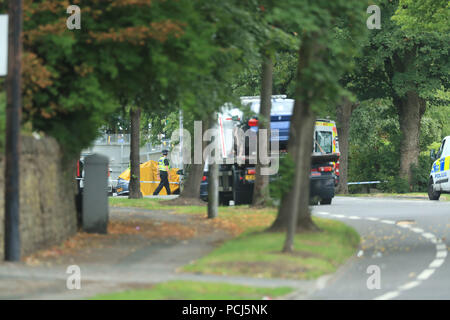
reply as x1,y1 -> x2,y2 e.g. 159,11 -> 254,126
310,196 -> 450,300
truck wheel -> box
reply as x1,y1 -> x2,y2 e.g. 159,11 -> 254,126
428,177 -> 441,200
320,198 -> 332,205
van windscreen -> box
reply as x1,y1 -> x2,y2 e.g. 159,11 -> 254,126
315,131 -> 333,153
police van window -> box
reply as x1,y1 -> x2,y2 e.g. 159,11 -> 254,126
315,131 -> 333,153
437,140 -> 445,158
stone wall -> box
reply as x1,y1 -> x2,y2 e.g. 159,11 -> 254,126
0,135 -> 78,258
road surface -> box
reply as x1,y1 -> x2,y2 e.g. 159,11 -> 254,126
310,196 -> 449,300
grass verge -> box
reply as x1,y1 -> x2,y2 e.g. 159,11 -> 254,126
109,197 -> 360,280
90,280 -> 293,300
182,217 -> 359,280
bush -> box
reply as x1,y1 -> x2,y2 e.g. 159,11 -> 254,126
379,176 -> 410,193
410,154 -> 433,192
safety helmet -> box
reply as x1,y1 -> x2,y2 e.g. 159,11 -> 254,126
162,149 -> 168,155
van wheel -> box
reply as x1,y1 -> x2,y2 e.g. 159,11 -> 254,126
428,177 -> 441,200
321,198 -> 332,205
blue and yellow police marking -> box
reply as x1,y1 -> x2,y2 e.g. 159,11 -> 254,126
433,156 -> 450,173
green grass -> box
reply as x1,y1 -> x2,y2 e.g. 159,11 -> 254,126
109,197 -> 277,216
109,197 -> 205,213
90,280 -> 293,300
182,217 -> 360,280
337,192 -> 450,201
110,197 -> 171,210
109,198 -> 360,280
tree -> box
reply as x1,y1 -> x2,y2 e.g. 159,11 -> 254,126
393,0 -> 449,33
173,0 -> 259,203
267,0 -> 367,238
249,2 -> 298,207
252,53 -> 273,207
350,0 -> 449,188
335,97 -> 359,194
129,106 -> 143,199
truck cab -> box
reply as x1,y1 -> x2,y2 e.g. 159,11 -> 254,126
429,136 -> 450,200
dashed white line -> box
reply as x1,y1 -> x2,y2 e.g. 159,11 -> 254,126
429,259 -> 445,268
374,291 -> 400,300
417,269 -> 435,281
422,232 -> 436,240
398,281 -> 420,291
315,210 -> 447,300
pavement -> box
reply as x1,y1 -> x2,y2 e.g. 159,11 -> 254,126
0,196 -> 448,300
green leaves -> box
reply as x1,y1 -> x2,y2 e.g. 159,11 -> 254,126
393,0 -> 450,33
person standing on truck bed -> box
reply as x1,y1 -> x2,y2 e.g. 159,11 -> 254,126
153,149 -> 171,196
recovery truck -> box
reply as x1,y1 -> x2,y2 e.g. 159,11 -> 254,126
428,136 -> 450,200
200,95 -> 340,205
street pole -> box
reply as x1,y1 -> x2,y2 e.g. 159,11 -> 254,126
179,108 -> 183,169
4,0 -> 23,261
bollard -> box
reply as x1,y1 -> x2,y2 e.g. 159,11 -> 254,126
82,154 -> 109,234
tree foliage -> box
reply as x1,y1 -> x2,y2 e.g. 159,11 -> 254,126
393,0 -> 449,33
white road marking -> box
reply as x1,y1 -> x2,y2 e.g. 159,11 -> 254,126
374,291 -> 400,300
422,232 -> 436,240
313,207 -> 446,300
429,259 -> 445,268
398,281 -> 420,291
417,269 -> 435,280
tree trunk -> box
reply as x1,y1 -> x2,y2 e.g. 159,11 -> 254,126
180,163 -> 204,198
179,118 -> 209,200
129,106 -> 143,199
283,104 -> 315,252
395,91 -> 426,188
252,53 -> 273,207
268,34 -> 320,233
336,98 -> 357,194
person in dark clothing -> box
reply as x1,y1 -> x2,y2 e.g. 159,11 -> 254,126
153,149 -> 171,195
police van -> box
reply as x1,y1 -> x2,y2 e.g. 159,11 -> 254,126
429,136 -> 450,200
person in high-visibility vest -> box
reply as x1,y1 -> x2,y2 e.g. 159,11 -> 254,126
153,149 -> 171,195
